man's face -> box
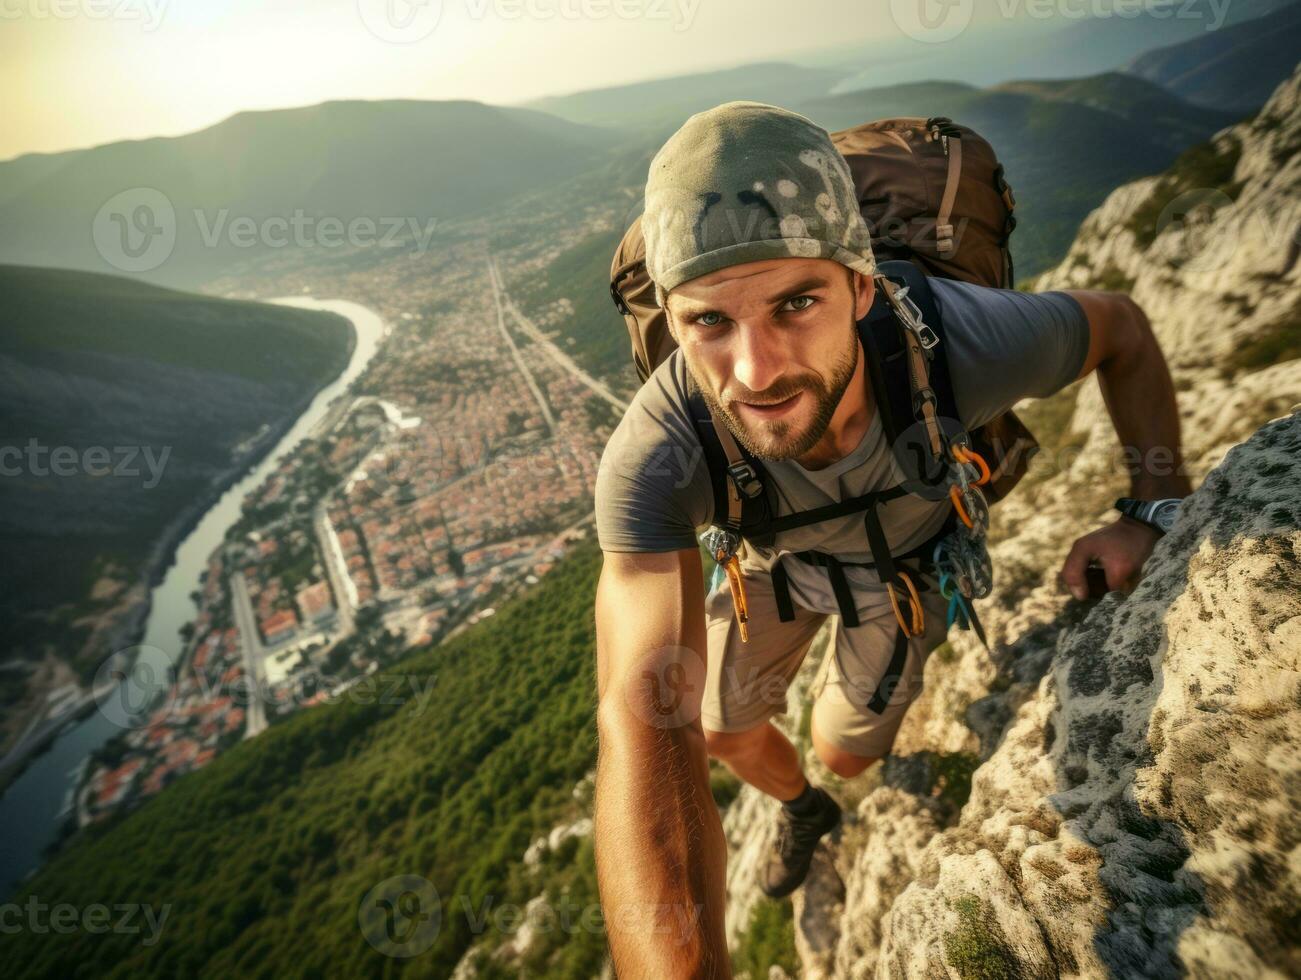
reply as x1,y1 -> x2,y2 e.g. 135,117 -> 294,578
666,257 -> 874,462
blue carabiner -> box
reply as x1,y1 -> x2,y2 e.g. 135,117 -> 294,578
938,569 -> 955,600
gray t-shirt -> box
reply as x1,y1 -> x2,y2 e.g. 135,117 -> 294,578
595,278 -> 1088,614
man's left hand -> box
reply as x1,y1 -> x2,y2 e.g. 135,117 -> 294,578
1058,518 -> 1161,600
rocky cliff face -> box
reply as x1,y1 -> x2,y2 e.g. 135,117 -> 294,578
723,65 -> 1301,979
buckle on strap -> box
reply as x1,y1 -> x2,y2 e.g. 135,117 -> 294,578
912,385 -> 938,418
727,460 -> 764,500
609,280 -> 631,316
892,286 -> 940,350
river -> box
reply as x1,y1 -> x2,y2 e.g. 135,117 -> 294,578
0,297 -> 387,897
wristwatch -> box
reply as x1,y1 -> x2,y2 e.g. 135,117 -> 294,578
1115,497 -> 1184,535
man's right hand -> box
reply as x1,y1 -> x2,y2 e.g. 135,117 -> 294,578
594,549 -> 731,978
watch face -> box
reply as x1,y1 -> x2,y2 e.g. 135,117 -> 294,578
1152,499 -> 1180,533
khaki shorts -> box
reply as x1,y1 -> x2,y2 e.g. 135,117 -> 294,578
700,561 -> 950,759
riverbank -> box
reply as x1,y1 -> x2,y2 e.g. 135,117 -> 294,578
0,299 -> 385,898
0,312 -> 356,792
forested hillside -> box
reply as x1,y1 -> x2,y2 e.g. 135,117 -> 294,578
0,545 -> 604,979
0,266 -> 351,754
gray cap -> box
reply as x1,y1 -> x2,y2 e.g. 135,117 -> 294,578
641,100 -> 875,309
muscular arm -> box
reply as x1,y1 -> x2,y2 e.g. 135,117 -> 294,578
594,550 -> 731,978
1058,290 -> 1192,596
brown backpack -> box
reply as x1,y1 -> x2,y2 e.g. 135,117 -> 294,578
609,115 -> 1036,503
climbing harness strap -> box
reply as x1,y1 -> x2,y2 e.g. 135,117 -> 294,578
867,625 -> 911,715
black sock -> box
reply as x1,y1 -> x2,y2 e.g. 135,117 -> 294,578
780,780 -> 823,818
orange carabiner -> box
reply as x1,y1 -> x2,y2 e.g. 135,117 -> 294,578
949,484 -> 975,529
886,570 -> 925,638
952,445 -> 991,486
723,556 -> 750,643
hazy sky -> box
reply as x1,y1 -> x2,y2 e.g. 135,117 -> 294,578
0,0 -> 920,160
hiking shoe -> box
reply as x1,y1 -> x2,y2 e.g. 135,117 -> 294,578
760,788 -> 842,898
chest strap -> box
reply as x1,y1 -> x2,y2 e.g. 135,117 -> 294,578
764,485 -> 908,536
768,517 -> 954,628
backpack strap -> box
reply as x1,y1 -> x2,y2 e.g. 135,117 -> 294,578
934,135 -> 962,257
862,260 -> 964,486
687,382 -> 774,544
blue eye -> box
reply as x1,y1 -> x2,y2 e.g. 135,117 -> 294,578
699,312 -> 723,327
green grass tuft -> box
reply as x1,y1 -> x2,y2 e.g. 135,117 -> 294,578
943,893 -> 1021,980
732,897 -> 800,979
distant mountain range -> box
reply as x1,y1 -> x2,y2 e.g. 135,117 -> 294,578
821,0 -> 1296,96
0,101 -> 607,289
1,8 -> 1295,294
520,60 -> 847,131
796,73 -> 1243,282
0,266 -> 351,736
1126,0 -> 1301,111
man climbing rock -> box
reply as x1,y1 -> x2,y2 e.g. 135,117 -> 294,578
592,101 -> 1190,977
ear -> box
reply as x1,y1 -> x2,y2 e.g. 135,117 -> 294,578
853,271 -> 875,322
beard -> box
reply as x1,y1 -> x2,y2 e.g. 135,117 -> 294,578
692,322 -> 859,463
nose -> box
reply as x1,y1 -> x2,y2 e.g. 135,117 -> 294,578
731,322 -> 785,394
